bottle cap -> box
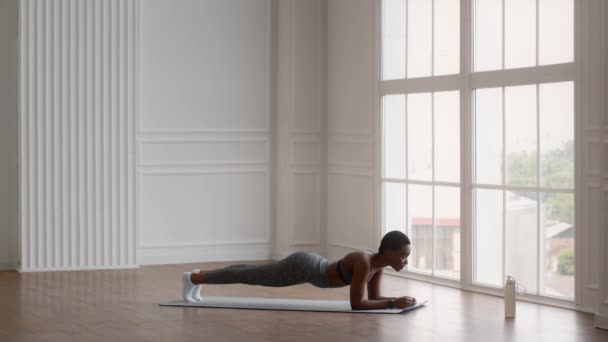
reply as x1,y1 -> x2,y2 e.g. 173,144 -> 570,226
505,276 -> 516,285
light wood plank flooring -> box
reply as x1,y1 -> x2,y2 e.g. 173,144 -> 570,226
0,262 -> 606,342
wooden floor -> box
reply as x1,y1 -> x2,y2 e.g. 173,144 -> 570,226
1,262 -> 607,342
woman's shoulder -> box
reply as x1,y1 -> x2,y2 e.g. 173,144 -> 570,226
344,250 -> 375,266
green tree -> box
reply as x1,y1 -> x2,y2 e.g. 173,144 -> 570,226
558,248 -> 575,275
506,141 -> 574,223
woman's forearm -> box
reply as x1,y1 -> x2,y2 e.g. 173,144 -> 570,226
370,295 -> 396,301
350,299 -> 393,310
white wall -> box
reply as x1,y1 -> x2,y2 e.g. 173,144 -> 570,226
137,0 -> 275,264
579,0 -> 608,321
137,0 -> 326,264
13,0 -> 326,269
592,0 -> 608,329
0,0 -> 19,270
18,0 -> 138,271
275,0 -> 326,259
326,0 -> 378,261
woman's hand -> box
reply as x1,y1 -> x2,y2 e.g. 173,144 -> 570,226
394,296 -> 417,308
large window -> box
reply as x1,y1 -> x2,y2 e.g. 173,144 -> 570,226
380,0 -> 575,300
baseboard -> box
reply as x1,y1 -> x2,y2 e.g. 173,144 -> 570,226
595,313 -> 608,330
0,262 -> 17,271
137,244 -> 273,265
18,265 -> 140,273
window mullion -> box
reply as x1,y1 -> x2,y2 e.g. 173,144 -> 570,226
405,0 -> 408,78
502,0 -> 505,69
461,0 -> 474,288
535,0 -> 539,66
536,84 -> 541,295
404,94 -> 409,238
470,63 -> 576,89
501,86 -> 506,288
431,92 -> 436,276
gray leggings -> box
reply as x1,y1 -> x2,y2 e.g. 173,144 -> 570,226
204,252 -> 331,288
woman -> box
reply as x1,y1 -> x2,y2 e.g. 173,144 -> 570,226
182,230 -> 417,310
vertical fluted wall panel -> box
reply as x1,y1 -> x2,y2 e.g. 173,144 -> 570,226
20,0 -> 138,270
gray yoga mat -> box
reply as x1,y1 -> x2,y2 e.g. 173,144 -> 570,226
160,296 -> 428,314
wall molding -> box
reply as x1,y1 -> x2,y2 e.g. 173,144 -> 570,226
138,138 -> 270,167
140,239 -> 270,249
137,244 -> 272,265
327,242 -> 368,251
138,128 -> 270,135
328,167 -> 373,177
328,130 -> 374,137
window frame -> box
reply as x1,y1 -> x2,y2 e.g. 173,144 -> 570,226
375,0 -> 581,309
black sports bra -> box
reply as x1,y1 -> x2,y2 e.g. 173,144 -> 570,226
337,259 -> 352,285
337,250 -> 374,285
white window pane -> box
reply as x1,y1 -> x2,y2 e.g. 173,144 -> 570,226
382,0 -> 406,80
539,0 -> 573,65
475,189 -> 503,286
474,0 -> 502,72
505,0 -> 536,69
475,88 -> 503,185
435,186 -> 460,279
434,91 -> 460,183
408,184 -> 433,274
408,93 -> 432,181
407,0 -> 432,78
383,182 -> 406,233
505,85 -> 537,187
434,0 -> 460,76
540,82 -> 574,189
506,191 -> 538,294
383,95 -> 406,179
540,192 -> 574,299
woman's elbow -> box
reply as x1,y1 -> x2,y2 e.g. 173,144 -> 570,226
350,301 -> 365,310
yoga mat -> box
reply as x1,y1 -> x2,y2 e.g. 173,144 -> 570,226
160,296 -> 428,314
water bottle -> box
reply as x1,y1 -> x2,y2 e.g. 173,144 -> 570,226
504,276 -> 516,318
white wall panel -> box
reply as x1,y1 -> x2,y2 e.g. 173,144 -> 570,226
329,138 -> 373,168
137,0 -> 274,264
290,171 -> 321,245
139,0 -> 269,133
327,174 -> 374,251
592,0 -> 608,327
139,171 -> 268,247
583,184 -> 602,288
292,0 -> 322,133
327,0 -> 373,135
290,139 -> 321,166
327,0 -> 376,259
19,0 -> 138,270
0,0 -> 19,270
275,0 -> 325,258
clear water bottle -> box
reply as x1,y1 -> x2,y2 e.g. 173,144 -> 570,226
504,276 -> 516,318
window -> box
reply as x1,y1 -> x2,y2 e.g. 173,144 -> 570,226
381,0 -> 461,280
380,0 -> 575,300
